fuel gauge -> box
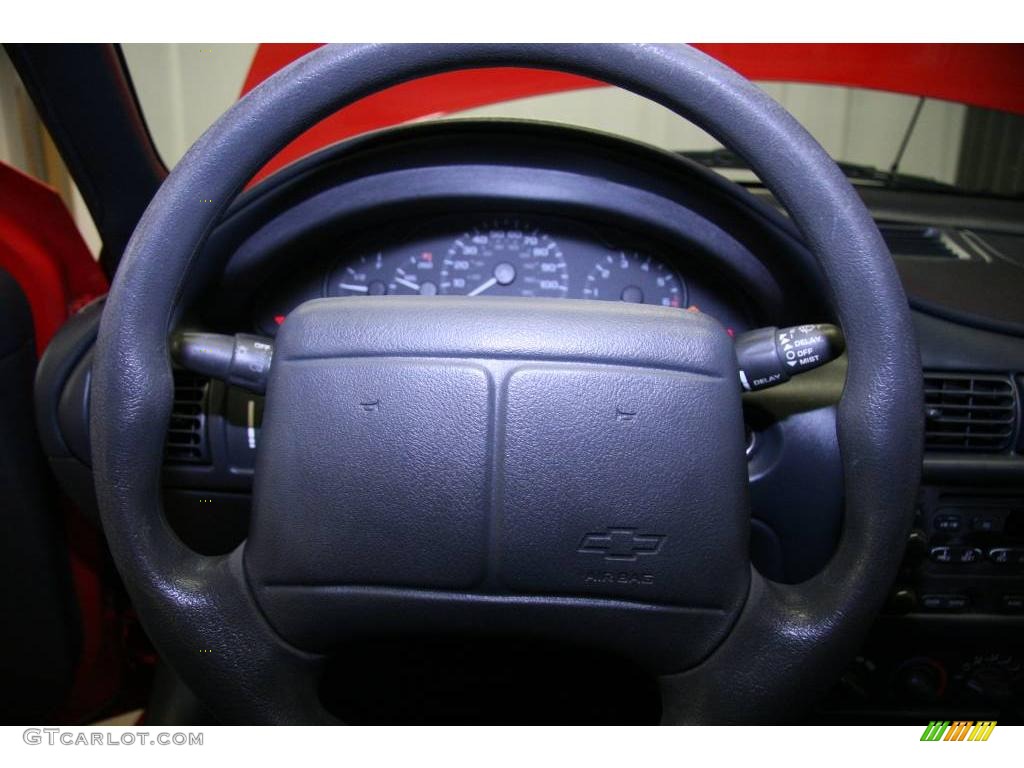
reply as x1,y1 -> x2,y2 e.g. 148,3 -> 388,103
327,251 -> 389,297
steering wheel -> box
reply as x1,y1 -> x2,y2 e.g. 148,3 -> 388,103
90,44 -> 922,724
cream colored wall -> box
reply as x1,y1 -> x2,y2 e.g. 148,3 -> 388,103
452,83 -> 966,184
120,44 -> 964,185
0,47 -> 103,256
0,49 -> 31,171
121,44 -> 258,168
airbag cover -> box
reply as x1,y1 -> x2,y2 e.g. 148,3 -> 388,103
245,297 -> 750,662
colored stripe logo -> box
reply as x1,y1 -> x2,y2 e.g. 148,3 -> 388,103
920,721 -> 997,741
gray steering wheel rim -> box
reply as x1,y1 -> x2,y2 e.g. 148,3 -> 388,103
90,43 -> 922,724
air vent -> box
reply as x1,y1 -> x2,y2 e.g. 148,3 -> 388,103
165,373 -> 210,463
880,225 -> 963,259
924,373 -> 1017,452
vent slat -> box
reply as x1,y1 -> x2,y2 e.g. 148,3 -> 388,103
925,429 -> 1014,438
929,417 -> 1015,430
165,373 -> 209,464
923,385 -> 1013,396
923,372 -> 1017,453
920,401 -> 1014,412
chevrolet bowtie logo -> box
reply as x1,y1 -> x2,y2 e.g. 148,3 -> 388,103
578,528 -> 666,561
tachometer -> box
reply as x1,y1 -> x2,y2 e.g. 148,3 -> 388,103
389,249 -> 439,295
582,250 -> 686,307
440,220 -> 569,297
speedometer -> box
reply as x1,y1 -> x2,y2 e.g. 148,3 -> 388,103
440,219 -> 569,298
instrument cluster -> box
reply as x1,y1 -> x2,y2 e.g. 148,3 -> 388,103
254,213 -> 749,336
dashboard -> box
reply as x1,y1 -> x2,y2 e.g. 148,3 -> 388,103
33,119 -> 1024,723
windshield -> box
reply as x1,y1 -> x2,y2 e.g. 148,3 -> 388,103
122,43 -> 1023,198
